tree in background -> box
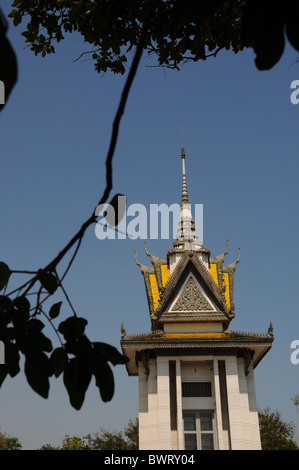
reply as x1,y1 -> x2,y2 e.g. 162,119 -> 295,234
259,408 -> 299,450
292,395 -> 299,407
39,418 -> 138,450
0,431 -> 22,450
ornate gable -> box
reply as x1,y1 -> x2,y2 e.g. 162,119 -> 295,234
171,276 -> 214,312
151,252 -> 233,330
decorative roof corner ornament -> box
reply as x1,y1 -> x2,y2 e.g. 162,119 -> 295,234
210,238 -> 230,264
223,246 -> 241,273
144,240 -> 167,265
267,321 -> 274,338
120,322 -> 127,339
134,249 -> 154,274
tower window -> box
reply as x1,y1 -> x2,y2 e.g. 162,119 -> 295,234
182,382 -> 212,397
183,411 -> 215,450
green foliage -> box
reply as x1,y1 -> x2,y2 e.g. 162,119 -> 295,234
39,418 -> 139,450
259,408 -> 299,450
0,431 -> 22,450
292,395 -> 299,407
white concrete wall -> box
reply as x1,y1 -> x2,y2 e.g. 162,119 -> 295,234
138,354 -> 261,450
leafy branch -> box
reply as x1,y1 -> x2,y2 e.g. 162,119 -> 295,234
0,0 -> 157,409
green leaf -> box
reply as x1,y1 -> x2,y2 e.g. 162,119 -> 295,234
58,317 -> 87,341
37,270 -> 57,294
24,351 -> 52,398
93,342 -> 129,366
0,262 -> 11,290
49,301 -> 62,319
50,347 -> 67,378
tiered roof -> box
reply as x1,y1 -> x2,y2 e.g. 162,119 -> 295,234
121,147 -> 273,375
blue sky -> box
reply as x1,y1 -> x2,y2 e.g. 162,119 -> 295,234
1,5 -> 299,449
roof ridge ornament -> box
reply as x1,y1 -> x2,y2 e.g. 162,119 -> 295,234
134,249 -> 154,274
144,240 -> 167,265
210,238 -> 230,264
223,246 -> 241,272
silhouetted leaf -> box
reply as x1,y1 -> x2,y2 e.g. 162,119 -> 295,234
63,357 -> 91,410
50,347 -> 67,378
93,342 -> 129,366
11,299 -> 29,329
286,7 -> 299,52
27,319 -> 45,332
26,329 -> 52,353
5,342 -> 20,377
88,349 -> 114,402
0,366 -> 7,387
94,358 -> 114,403
24,351 -> 52,398
49,301 -> 62,319
0,296 -> 12,327
0,262 -> 11,290
0,8 -> 18,111
58,317 -> 87,341
37,270 -> 57,294
13,296 -> 30,313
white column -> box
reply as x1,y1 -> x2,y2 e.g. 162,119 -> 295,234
157,356 -> 172,450
224,356 -> 244,450
213,359 -> 225,450
138,359 -> 158,450
246,363 -> 262,449
176,359 -> 184,450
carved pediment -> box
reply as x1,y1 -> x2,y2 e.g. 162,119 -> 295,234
170,276 -> 215,312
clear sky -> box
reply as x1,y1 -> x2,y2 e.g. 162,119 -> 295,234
1,5 -> 299,449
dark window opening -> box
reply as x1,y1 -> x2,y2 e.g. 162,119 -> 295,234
182,382 -> 212,397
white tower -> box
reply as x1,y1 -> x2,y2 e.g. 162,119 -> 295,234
121,148 -> 273,450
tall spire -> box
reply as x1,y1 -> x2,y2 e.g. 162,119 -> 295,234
181,147 -> 189,204
175,147 -> 200,246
